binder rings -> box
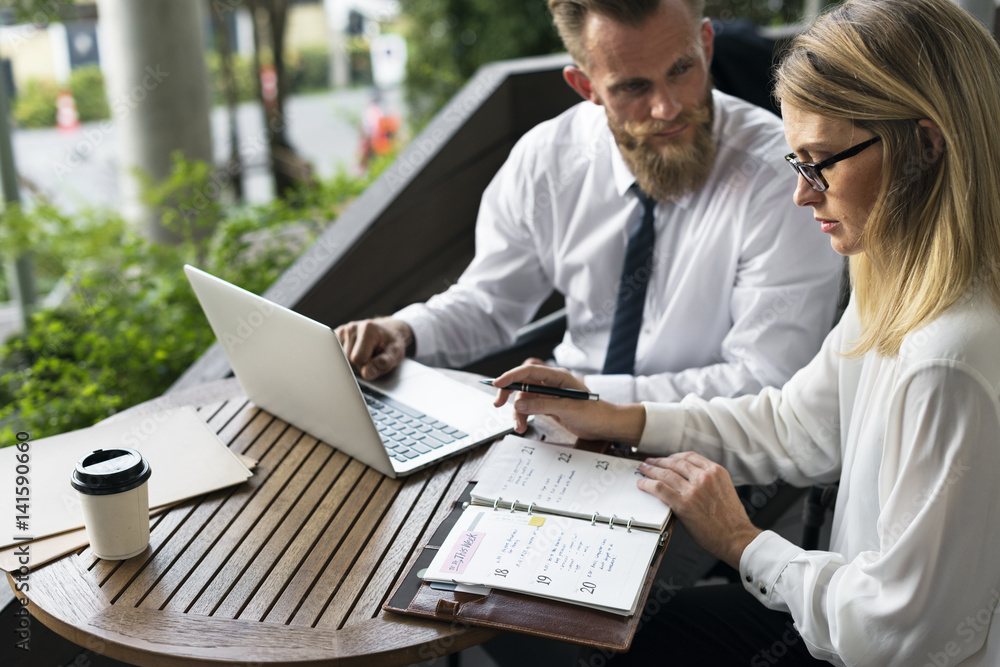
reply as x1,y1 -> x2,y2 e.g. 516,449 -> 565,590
384,480 -> 673,652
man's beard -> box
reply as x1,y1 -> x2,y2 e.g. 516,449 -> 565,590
607,89 -> 716,203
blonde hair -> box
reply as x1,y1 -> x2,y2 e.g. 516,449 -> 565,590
548,0 -> 705,68
775,0 -> 1000,358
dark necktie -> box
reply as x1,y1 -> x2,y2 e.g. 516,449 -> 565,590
602,185 -> 657,375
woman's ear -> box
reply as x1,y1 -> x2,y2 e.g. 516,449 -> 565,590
918,119 -> 945,163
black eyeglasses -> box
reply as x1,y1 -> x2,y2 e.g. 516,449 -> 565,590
784,136 -> 882,192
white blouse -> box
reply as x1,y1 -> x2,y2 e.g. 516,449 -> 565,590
640,291 -> 1000,666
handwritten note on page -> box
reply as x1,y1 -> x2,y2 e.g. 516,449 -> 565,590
424,507 -> 659,615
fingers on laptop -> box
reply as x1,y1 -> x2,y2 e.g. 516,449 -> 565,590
337,319 -> 409,380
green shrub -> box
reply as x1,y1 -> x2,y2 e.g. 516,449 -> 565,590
206,52 -> 258,105
0,151 -> 393,444
12,79 -> 58,128
69,65 -> 110,122
12,67 -> 110,128
207,48 -> 332,107
287,46 -> 331,94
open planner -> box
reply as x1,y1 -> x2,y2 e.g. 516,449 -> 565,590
385,435 -> 674,650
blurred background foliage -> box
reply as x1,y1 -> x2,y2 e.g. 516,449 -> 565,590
0,152 -> 394,443
401,0 -> 822,129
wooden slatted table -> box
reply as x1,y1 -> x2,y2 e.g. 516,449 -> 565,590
11,377 -> 571,666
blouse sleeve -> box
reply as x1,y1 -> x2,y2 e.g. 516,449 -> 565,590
741,362 -> 1000,666
638,301 -> 848,488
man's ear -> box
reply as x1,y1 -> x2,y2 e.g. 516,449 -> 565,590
563,65 -> 599,104
701,18 -> 714,66
918,119 -> 945,163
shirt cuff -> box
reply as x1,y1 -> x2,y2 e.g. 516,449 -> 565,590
393,304 -> 436,361
637,402 -> 686,455
583,373 -> 635,404
739,530 -> 801,610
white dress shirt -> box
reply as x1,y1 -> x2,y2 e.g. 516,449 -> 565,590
395,90 -> 843,403
641,291 -> 1000,666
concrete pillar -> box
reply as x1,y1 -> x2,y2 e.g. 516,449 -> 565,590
0,63 -> 34,328
324,0 -> 350,88
953,0 -> 997,31
97,0 -> 214,242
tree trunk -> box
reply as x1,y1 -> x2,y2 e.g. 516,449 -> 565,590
249,0 -> 314,199
209,1 -> 245,203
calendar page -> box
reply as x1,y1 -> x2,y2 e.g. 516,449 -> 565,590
422,506 -> 661,615
470,435 -> 671,531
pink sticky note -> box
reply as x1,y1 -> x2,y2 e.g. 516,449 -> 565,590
444,531 -> 485,575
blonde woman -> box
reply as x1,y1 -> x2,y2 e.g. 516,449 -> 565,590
489,0 -> 1000,664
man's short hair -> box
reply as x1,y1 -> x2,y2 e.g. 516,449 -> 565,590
548,0 -> 706,68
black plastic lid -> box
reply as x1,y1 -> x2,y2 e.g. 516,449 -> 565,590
71,448 -> 152,496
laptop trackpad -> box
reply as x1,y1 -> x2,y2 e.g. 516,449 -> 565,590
367,361 -> 512,438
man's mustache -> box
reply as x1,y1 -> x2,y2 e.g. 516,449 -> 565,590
623,105 -> 712,141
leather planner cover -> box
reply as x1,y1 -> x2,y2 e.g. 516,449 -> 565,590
384,481 -> 673,652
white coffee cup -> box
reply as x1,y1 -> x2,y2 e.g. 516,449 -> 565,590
71,448 -> 152,560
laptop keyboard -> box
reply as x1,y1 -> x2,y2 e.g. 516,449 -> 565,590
360,386 -> 468,464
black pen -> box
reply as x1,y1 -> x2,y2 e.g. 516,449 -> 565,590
479,378 -> 599,401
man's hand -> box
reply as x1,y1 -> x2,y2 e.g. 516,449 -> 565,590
637,452 -> 761,570
335,317 -> 414,380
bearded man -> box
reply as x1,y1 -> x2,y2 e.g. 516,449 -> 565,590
337,0 -> 842,406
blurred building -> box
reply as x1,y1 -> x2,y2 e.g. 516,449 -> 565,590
0,0 -> 365,95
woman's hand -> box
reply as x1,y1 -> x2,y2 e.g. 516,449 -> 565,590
489,363 -> 646,444
638,452 -> 761,570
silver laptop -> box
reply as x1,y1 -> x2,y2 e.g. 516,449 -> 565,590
184,265 -> 517,478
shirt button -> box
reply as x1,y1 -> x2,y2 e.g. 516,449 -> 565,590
759,586 -> 767,595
